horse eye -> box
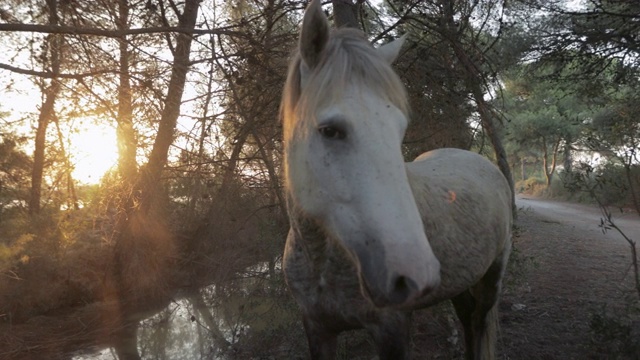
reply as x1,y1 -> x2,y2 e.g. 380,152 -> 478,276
318,126 -> 346,140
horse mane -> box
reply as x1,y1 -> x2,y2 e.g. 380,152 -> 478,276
280,28 -> 409,143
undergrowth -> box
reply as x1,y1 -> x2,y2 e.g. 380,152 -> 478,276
504,218 -> 538,294
559,162 -> 640,358
0,208 -> 108,323
589,303 -> 640,358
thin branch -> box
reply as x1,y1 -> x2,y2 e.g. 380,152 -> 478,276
0,23 -> 246,38
370,0 -> 421,43
0,62 -> 114,79
597,202 -> 640,301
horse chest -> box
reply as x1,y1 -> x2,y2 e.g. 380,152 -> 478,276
284,227 -> 373,324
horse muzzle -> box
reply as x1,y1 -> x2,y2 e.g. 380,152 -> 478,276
354,245 -> 441,308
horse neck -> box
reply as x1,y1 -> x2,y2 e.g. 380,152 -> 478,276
288,210 -> 328,253
286,196 -> 353,270
405,162 -> 442,217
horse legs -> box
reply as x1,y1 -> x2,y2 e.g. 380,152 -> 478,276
303,315 -> 338,360
451,290 -> 475,359
365,311 -> 412,360
452,260 -> 504,360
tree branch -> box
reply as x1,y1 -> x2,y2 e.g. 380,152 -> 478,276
0,23 -> 245,38
597,199 -> 640,301
0,62 -> 114,79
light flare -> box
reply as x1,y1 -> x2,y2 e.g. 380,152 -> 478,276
68,124 -> 119,184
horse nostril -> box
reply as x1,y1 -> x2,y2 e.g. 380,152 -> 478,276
394,275 -> 409,293
389,274 -> 418,305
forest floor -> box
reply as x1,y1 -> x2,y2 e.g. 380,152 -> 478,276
405,196 -> 640,360
497,196 -> 640,359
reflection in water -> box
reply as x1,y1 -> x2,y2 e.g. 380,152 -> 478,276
73,296 -> 221,360
73,348 -> 116,360
73,262 -> 305,359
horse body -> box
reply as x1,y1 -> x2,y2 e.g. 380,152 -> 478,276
408,149 -> 512,306
282,1 -> 512,358
285,149 -> 512,359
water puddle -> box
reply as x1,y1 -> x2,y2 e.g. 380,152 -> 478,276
71,262 -> 303,359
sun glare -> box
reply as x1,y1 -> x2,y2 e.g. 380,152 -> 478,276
68,124 -> 119,185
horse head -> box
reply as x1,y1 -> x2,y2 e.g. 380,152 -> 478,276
282,0 -> 441,307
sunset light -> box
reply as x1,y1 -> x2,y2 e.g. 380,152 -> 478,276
68,124 -> 119,185
1,0 -> 637,359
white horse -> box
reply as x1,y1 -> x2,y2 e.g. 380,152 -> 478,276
281,1 -> 512,359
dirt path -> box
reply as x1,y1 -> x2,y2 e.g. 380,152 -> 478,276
499,196 -> 640,359
516,196 -> 640,242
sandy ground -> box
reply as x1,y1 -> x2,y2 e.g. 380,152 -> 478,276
345,196 -> 640,359
497,196 -> 640,359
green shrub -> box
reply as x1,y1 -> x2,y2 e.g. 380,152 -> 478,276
589,304 -> 640,357
515,176 -> 546,196
562,162 -> 640,208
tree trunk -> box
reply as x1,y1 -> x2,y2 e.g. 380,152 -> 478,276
331,0 -> 360,28
563,140 -> 572,174
29,0 -> 62,215
542,137 -> 550,187
550,139 -> 560,185
542,137 -> 561,188
624,158 -> 640,216
474,89 -> 515,196
521,157 -> 526,182
441,0 -> 516,215
54,118 -> 79,210
137,0 -> 200,210
116,0 -> 138,182
110,0 -> 200,319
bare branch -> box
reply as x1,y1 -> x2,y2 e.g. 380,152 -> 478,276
597,203 -> 640,301
0,62 -> 114,79
0,23 -> 245,38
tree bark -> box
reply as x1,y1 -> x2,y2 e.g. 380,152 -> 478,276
477,92 -> 516,214
563,139 -> 572,174
542,137 -> 560,188
331,0 -> 360,29
29,0 -> 62,215
116,0 -> 138,183
550,139 -> 560,185
138,0 -> 200,210
441,0 -> 515,214
624,158 -> 640,216
54,118 -> 79,210
110,0 -> 200,320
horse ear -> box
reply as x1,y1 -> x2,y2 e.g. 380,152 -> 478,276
377,34 -> 407,64
299,0 -> 330,71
